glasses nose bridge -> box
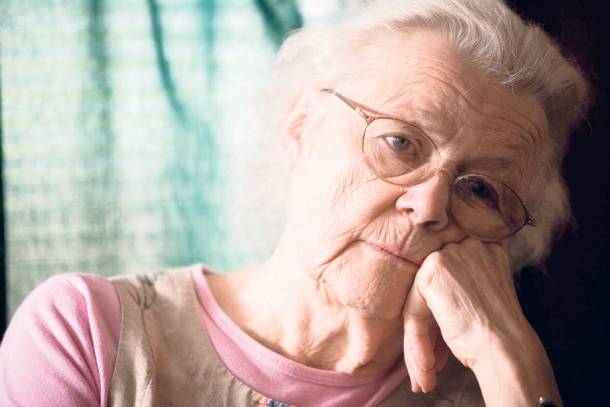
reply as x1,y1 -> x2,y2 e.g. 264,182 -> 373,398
416,162 -> 456,190
399,166 -> 459,214
435,166 -> 455,182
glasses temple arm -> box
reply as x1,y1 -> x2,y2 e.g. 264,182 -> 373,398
320,88 -> 371,122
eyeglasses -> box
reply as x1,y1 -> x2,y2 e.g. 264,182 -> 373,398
321,88 -> 536,241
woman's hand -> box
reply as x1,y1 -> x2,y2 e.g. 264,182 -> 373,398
402,238 -> 562,406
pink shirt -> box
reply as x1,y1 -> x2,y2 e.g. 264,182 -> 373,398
0,266 -> 408,406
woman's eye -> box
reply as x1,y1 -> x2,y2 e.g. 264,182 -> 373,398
468,180 -> 499,206
384,134 -> 414,152
454,176 -> 506,213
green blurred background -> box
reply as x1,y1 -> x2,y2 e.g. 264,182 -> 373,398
1,0 -> 358,315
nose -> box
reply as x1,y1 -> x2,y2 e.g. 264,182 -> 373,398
395,171 -> 451,231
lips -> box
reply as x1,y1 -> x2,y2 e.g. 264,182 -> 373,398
363,241 -> 420,266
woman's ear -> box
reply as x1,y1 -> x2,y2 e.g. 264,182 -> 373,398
282,85 -> 323,170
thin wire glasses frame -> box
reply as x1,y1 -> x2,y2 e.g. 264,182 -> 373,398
320,88 -> 536,241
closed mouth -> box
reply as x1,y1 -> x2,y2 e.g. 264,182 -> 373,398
362,241 -> 420,266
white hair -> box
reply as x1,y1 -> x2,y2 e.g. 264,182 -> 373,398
261,0 -> 590,270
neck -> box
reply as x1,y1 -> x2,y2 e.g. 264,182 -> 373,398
209,230 -> 405,376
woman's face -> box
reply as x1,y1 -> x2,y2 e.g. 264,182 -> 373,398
284,30 -> 548,319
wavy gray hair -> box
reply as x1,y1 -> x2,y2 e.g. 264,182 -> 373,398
267,0 -> 590,270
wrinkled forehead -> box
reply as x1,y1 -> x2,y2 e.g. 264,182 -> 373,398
337,29 -> 549,194
343,30 -> 547,140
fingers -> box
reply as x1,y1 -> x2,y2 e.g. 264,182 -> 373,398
403,275 -> 438,393
433,334 -> 449,372
403,326 -> 438,392
403,342 -> 425,393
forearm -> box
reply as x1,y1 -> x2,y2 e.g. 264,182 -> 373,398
472,326 -> 561,407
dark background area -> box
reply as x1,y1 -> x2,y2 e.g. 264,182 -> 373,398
508,0 -> 610,405
0,0 -> 608,405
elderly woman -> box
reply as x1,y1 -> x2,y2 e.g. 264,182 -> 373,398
0,0 -> 589,406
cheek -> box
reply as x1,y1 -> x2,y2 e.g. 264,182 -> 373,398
286,149 -> 388,271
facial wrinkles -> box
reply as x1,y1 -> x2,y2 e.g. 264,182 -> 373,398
383,86 -> 458,143
455,81 -> 543,152
380,60 -> 543,193
451,82 -> 543,194
337,97 -> 462,259
400,230 -> 443,263
296,94 -> 417,281
313,165 -> 381,268
320,165 -> 442,269
316,33 -> 546,267
419,69 -> 539,148
367,215 -> 402,248
342,160 -> 456,263
389,42 -> 544,138
357,201 -> 453,265
282,34 -> 552,333
347,62 -> 543,259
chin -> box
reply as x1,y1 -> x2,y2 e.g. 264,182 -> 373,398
320,244 -> 418,320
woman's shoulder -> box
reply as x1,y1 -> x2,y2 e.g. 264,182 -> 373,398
8,273 -> 121,344
37,272 -> 119,306
0,273 -> 121,406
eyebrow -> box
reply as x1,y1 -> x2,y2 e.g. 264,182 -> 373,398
459,156 -> 515,174
383,107 -> 457,148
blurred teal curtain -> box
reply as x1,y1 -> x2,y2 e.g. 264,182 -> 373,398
1,0 -> 303,314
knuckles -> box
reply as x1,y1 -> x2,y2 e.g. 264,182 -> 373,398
418,238 -> 510,285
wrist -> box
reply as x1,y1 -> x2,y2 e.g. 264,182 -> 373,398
471,327 -> 562,407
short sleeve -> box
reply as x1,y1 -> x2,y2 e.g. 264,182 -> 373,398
0,274 -> 121,407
